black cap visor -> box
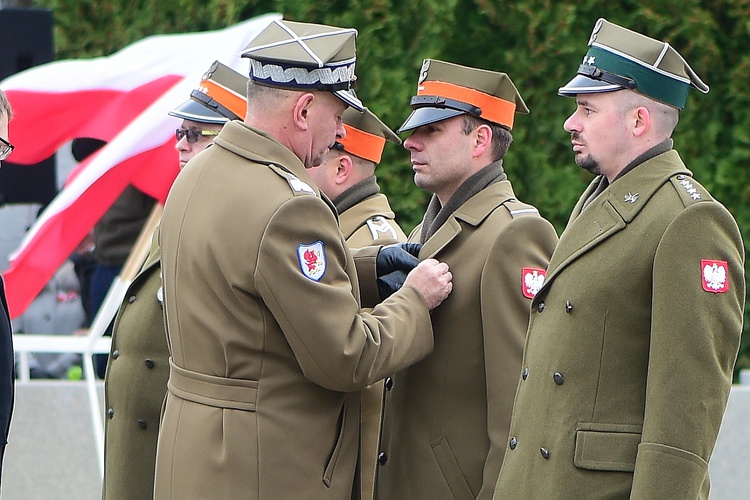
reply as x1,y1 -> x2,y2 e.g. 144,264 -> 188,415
397,107 -> 465,133
168,98 -> 229,124
558,73 -> 627,97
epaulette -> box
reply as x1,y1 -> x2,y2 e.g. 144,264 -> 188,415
267,163 -> 316,197
503,198 -> 540,219
669,174 -> 711,208
365,215 -> 399,241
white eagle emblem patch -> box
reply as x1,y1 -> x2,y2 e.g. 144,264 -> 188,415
701,259 -> 729,293
522,267 -> 547,299
298,241 -> 326,281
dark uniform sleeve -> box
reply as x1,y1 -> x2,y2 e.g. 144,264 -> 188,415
631,201 -> 744,498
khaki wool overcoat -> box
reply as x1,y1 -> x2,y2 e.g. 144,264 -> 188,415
337,192 -> 407,500
375,179 -> 558,500
340,193 -> 406,249
154,121 -> 435,499
494,149 -> 745,499
102,234 -> 169,499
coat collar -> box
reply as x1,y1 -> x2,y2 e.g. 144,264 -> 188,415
541,149 -> 691,288
420,179 -> 517,258
213,120 -> 321,196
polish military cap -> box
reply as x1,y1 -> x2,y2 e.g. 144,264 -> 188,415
169,61 -> 248,124
336,107 -> 401,164
558,18 -> 709,109
398,59 -> 529,133
241,19 -> 363,111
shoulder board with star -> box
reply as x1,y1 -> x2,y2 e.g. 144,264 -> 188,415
503,198 -> 540,219
669,174 -> 711,207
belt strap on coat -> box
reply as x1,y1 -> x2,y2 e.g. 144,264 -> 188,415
168,358 -> 258,411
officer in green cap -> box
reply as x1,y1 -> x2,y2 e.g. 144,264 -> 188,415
374,59 -> 558,500
494,18 -> 744,500
154,20 -> 453,499
101,60 -> 247,500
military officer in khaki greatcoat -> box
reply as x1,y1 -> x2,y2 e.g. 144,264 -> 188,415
494,19 -> 745,500
154,20 -> 453,499
307,106 -> 406,500
374,60 -> 558,500
102,61 -> 247,500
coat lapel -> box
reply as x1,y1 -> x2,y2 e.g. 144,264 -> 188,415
541,150 -> 691,289
420,180 -> 517,258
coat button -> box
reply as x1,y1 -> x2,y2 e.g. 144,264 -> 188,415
565,301 -> 573,313
522,368 -> 529,380
553,372 -> 565,385
128,295 -> 137,304
138,419 -> 148,429
107,408 -> 114,419
112,350 -> 120,359
537,302 -> 546,313
378,452 -> 389,465
541,447 -> 550,459
509,437 -> 518,450
144,359 -> 155,369
385,377 -> 394,391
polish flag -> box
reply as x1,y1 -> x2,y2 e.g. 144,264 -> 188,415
1,13 -> 282,318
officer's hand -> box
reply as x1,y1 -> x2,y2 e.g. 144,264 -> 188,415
377,270 -> 408,301
376,244 -> 421,277
403,259 -> 452,310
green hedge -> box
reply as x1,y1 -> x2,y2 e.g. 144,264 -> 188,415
34,0 -> 750,377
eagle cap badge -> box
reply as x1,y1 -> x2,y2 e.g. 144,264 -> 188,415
701,259 -> 729,293
298,241 -> 326,281
523,267 -> 547,299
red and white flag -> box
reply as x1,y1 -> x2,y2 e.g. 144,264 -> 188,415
1,13 -> 282,318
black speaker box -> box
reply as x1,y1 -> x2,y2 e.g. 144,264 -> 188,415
0,8 -> 56,206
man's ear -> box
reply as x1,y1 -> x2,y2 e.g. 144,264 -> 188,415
632,106 -> 650,137
335,155 -> 353,185
293,93 -> 315,131
473,123 -> 492,158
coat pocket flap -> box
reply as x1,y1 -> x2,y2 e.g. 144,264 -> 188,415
574,422 -> 642,472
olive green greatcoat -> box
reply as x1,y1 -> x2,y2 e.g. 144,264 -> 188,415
375,180 -> 559,500
493,150 -> 745,499
337,192 -> 407,500
154,121 -> 435,499
102,234 -> 169,500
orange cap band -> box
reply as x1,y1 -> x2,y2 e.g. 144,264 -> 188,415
339,124 -> 387,164
200,79 -> 247,120
418,80 -> 517,129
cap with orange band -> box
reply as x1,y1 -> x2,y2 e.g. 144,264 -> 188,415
398,59 -> 529,133
169,61 -> 248,124
336,107 -> 400,165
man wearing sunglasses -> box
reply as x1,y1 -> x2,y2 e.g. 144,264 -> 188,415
101,61 -> 247,500
0,89 -> 14,486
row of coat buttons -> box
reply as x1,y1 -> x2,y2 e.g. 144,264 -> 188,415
106,407 -> 149,429
110,349 -> 157,369
508,437 -> 550,459
520,369 -> 565,385
536,300 -> 573,313
377,376 -> 397,466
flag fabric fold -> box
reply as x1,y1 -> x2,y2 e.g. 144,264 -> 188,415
1,13 -> 282,318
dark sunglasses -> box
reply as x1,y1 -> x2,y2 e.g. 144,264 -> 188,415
175,128 -> 220,144
0,135 -> 14,161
